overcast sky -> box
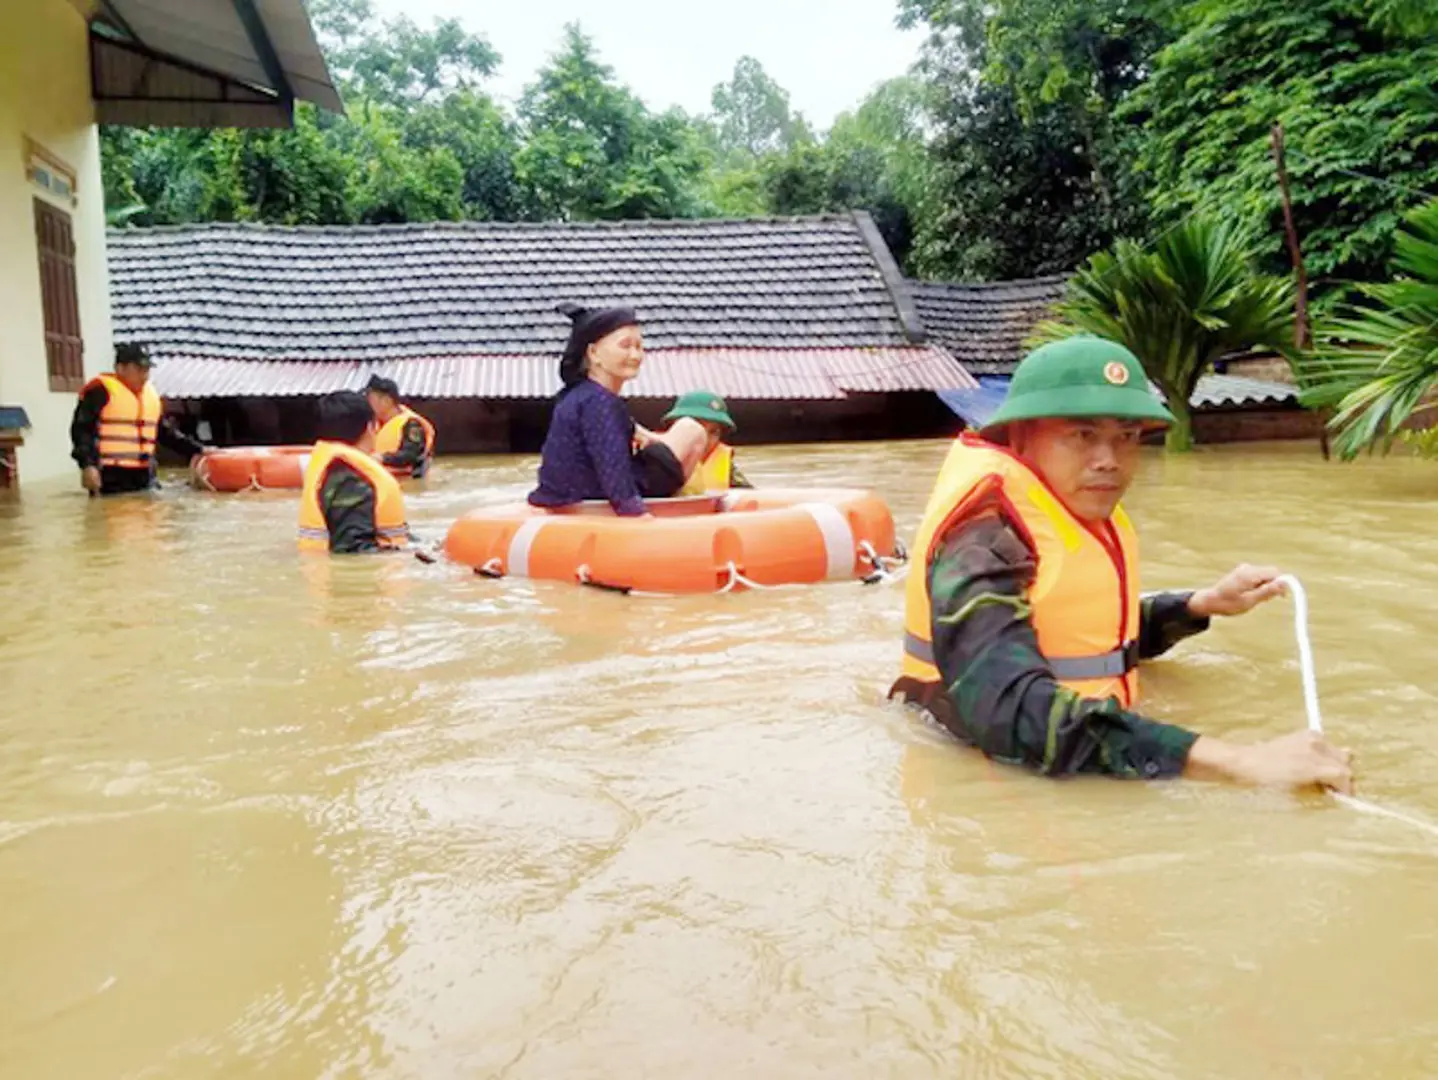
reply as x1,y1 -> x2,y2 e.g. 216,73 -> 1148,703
369,0 -> 925,130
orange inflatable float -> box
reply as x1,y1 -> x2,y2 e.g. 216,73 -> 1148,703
443,488 -> 907,594
193,445 -> 312,492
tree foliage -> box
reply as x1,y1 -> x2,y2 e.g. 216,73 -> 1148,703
514,25 -> 709,220
709,56 -> 812,158
99,0 -> 1438,312
1121,0 -> 1438,285
1295,199 -> 1438,459
1032,216 -> 1297,452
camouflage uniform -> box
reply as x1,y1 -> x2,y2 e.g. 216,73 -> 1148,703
925,500 -> 1207,778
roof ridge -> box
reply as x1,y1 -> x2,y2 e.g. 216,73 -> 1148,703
907,273 -> 1072,291
850,210 -> 926,344
105,213 -> 864,239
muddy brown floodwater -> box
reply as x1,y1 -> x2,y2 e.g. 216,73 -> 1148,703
2,439 -> 1436,1079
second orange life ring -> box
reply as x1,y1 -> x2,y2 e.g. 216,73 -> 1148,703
193,446 -> 312,492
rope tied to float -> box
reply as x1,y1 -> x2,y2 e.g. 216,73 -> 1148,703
859,539 -> 910,586
1277,573 -> 1438,839
718,561 -> 771,594
193,456 -> 218,493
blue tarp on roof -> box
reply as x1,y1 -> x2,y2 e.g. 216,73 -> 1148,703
936,376 -> 1011,428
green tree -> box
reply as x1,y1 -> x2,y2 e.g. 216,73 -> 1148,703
899,0 -> 1166,280
1122,0 -> 1438,285
709,56 -> 812,157
908,81 -> 1128,281
514,24 -> 708,220
1296,199 -> 1438,459
100,0 -> 512,227
402,91 -> 528,220
308,0 -> 499,106
1031,216 -> 1297,452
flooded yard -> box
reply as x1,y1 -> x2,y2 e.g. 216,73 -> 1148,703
2,438 -> 1436,1079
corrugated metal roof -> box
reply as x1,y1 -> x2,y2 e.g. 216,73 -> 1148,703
942,374 -> 1300,424
100,0 -> 344,113
1188,374 -> 1299,409
151,346 -> 978,401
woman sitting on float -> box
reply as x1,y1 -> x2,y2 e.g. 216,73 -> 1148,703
529,303 -> 709,517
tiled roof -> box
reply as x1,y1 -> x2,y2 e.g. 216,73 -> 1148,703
107,213 -> 924,366
906,276 -> 1068,375
149,346 -> 976,401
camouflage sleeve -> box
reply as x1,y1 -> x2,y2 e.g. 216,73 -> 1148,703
320,460 -> 383,554
1138,591 -> 1210,659
380,418 -> 427,469
928,510 -> 1199,778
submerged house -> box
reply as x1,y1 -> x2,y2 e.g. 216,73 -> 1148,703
907,277 -> 1322,443
0,0 -> 340,488
107,211 -> 1322,456
108,212 -> 978,452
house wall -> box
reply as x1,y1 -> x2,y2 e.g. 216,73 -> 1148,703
170,391 -> 961,455
0,0 -> 111,486
1192,407 -> 1325,444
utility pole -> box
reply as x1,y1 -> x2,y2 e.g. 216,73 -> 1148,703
1271,123 -> 1327,457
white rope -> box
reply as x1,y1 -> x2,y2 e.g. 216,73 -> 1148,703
718,561 -> 772,594
858,540 -> 910,585
1277,574 -> 1438,838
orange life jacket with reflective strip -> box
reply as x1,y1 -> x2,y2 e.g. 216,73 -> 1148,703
297,441 -> 410,552
92,373 -> 162,470
894,432 -> 1142,710
375,406 -> 435,476
676,443 -> 734,496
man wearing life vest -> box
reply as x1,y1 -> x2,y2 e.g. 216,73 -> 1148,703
365,375 -> 435,479
659,390 -> 751,496
892,336 -> 1354,793
299,391 -> 411,554
69,342 -> 206,496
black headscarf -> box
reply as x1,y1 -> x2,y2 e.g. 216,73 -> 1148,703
556,302 -> 639,392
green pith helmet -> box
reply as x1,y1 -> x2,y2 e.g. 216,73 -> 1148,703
663,389 -> 736,431
981,335 -> 1174,441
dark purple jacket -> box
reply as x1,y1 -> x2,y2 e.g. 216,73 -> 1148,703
529,379 -> 646,516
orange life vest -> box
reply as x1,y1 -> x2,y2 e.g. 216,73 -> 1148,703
894,432 -> 1141,711
676,442 -> 734,496
375,406 -> 435,476
91,373 -> 163,470
297,440 -> 410,552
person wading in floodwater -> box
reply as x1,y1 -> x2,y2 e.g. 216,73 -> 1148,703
891,335 -> 1355,792
70,342 -> 207,496
365,375 -> 436,479
297,391 -> 411,554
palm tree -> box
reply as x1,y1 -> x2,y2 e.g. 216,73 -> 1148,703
1295,199 -> 1438,460
1029,215 -> 1298,452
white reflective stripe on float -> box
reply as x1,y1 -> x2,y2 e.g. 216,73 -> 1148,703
297,454 -> 310,476
506,517 -> 548,577
796,502 -> 855,580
